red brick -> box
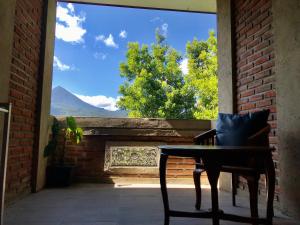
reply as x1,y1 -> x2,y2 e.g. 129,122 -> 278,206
254,69 -> 271,80
234,0 -> 277,201
247,24 -> 262,37
247,38 -> 260,49
241,103 -> 256,111
260,0 -> 272,12
6,0 -> 44,202
264,90 -> 276,98
240,36 -> 254,46
238,22 -> 253,36
237,97 -> 249,104
256,99 -> 272,107
248,80 -> 263,89
240,63 -> 254,73
249,94 -> 263,102
238,85 -> 247,92
263,31 -> 273,40
263,76 -> 275,84
252,11 -> 269,26
262,61 -> 275,70
237,59 -> 247,67
261,15 -> 273,27
254,41 -> 270,52
255,84 -> 272,93
262,46 -> 274,56
247,52 -> 262,63
248,66 -> 262,75
10,89 -> 23,100
236,21 -> 246,32
240,49 -> 253,60
254,56 -> 269,66
240,76 -> 254,85
240,89 -> 255,98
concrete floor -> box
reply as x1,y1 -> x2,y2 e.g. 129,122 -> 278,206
5,183 -> 299,225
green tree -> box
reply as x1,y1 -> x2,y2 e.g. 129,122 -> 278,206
117,31 -> 196,119
186,31 -> 218,120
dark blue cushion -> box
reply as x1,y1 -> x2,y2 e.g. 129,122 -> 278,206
216,110 -> 269,146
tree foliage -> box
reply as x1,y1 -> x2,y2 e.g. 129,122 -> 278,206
117,31 -> 195,119
117,31 -> 218,120
65,116 -> 83,144
186,31 -> 218,119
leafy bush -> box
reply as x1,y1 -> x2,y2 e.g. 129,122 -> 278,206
44,116 -> 83,165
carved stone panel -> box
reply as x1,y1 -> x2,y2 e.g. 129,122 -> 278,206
104,142 -> 165,174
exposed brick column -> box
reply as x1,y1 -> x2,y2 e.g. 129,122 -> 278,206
233,0 -> 278,202
6,0 -> 45,202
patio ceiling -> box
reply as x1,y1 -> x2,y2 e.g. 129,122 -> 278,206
60,0 -> 217,13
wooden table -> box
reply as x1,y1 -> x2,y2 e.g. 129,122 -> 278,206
159,145 -> 275,225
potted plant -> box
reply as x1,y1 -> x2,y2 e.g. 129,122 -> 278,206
44,116 -> 83,187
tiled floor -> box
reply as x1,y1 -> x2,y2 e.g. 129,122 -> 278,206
5,183 -> 299,225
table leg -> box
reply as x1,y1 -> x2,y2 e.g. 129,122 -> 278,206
206,164 -> 221,225
232,173 -> 238,206
194,157 -> 201,210
265,155 -> 275,225
246,175 -> 260,225
160,154 -> 169,225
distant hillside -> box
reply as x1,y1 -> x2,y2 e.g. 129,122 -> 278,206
51,86 -> 127,117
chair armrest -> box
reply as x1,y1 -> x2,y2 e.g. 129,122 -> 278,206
194,129 -> 216,145
247,124 -> 271,146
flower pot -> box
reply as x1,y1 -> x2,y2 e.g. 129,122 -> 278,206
46,165 -> 76,187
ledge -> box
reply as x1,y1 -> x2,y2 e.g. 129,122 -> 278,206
57,117 -> 213,137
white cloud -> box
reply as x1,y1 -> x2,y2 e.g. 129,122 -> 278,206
156,23 -> 168,38
180,58 -> 188,75
150,17 -> 163,23
161,23 -> 168,37
95,35 -> 105,41
67,3 -> 74,13
75,94 -> 120,111
55,3 -> 86,43
119,30 -> 127,39
95,34 -> 118,48
53,56 -> 72,71
94,52 -> 107,60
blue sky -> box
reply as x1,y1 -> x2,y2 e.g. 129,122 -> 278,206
52,2 -> 216,111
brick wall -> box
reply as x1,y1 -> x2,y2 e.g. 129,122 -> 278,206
6,0 -> 44,201
55,118 -> 211,182
233,0 -> 278,201
64,135 -> 196,181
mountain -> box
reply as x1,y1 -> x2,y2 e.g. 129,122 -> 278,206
51,86 -> 127,117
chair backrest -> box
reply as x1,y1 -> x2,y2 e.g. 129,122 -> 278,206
215,110 -> 270,146
194,124 -> 271,147
193,129 -> 216,145
246,124 -> 271,147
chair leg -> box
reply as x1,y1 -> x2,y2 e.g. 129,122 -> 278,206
265,171 -> 275,217
193,170 -> 201,210
232,173 -> 237,206
246,175 -> 260,225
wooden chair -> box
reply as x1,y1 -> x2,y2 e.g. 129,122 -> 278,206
193,124 -> 271,222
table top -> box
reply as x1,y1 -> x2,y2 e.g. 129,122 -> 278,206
159,145 -> 274,157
